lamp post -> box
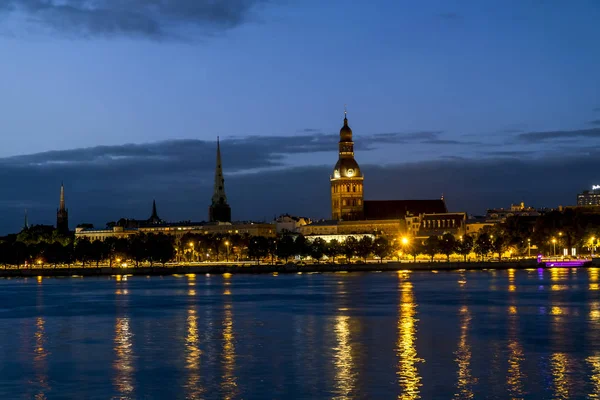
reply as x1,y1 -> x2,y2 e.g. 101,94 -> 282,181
592,237 -> 596,258
225,241 -> 230,262
552,238 -> 556,257
189,242 -> 195,262
527,238 -> 531,257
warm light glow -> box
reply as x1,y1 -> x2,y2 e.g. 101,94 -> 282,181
397,281 -> 423,399
401,237 -> 409,245
189,242 -> 194,247
221,303 -> 237,399
454,306 -> 475,398
550,353 -> 570,398
116,258 -> 121,263
33,317 -> 50,397
223,273 -> 232,279
185,308 -> 203,398
113,318 -> 134,397
36,259 -> 43,265
225,241 -> 230,246
333,314 -> 355,399
552,238 -> 557,244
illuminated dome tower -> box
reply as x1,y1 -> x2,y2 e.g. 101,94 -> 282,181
331,110 -> 364,220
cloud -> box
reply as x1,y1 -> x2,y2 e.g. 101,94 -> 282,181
1,133 -> 599,235
589,120 -> 600,126
517,128 -> 600,143
0,0 -> 267,40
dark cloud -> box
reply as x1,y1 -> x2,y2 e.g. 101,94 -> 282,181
517,128 -> 600,143
1,133 -> 599,235
589,120 -> 600,126
0,0 -> 267,39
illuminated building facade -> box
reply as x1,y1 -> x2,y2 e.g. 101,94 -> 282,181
578,186 -> 600,206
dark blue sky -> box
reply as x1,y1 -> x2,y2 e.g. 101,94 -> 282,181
0,0 -> 600,233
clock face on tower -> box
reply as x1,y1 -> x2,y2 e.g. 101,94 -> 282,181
346,168 -> 355,177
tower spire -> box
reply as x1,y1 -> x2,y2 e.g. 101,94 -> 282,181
60,181 -> 65,212
344,104 -> 348,124
209,137 -> 231,222
212,136 -> 227,205
151,199 -> 158,218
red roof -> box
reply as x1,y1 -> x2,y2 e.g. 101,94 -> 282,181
364,200 -> 448,220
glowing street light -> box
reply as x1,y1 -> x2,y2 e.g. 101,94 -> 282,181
527,238 -> 531,257
224,241 -> 230,262
401,237 -> 409,245
552,238 -> 557,256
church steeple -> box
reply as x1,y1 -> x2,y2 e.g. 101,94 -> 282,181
148,199 -> 162,224
209,137 -> 231,222
24,209 -> 29,230
56,182 -> 69,234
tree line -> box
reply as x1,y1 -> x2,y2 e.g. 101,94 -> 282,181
1,208 -> 599,267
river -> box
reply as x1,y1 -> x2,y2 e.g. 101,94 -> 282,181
0,268 -> 599,399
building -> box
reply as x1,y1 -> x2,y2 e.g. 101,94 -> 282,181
486,202 -> 541,223
577,186 -> 600,206
273,214 -> 311,234
75,139 -> 276,242
209,137 -> 232,223
56,182 -> 69,234
330,110 -> 364,220
406,212 -> 467,239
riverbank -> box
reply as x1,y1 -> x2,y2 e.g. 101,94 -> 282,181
1,258 -> 597,278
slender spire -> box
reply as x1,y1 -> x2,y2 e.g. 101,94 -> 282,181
344,104 -> 348,125
152,199 -> 158,217
212,136 -> 228,205
59,181 -> 65,212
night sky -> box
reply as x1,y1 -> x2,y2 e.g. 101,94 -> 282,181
1,0 -> 599,233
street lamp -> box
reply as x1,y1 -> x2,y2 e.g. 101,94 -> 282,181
527,238 -> 531,257
552,238 -> 557,256
225,241 -> 230,262
592,237 -> 596,258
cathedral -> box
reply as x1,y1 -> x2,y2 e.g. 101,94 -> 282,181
299,111 -> 467,238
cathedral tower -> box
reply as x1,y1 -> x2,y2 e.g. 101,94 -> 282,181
209,137 -> 232,222
56,182 -> 69,234
331,111 -> 364,220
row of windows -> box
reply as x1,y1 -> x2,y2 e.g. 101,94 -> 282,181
423,219 -> 458,229
332,184 -> 362,194
333,199 -> 362,208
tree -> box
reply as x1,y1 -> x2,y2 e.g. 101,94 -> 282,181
343,236 -> 358,262
406,240 -> 424,262
373,237 -> 392,263
90,240 -> 107,267
456,235 -> 474,262
309,238 -> 326,263
491,234 -> 509,261
267,239 -> 278,264
128,234 -> 148,267
149,234 -> 175,266
294,235 -> 309,260
474,233 -> 492,261
325,239 -> 343,263
75,238 -> 93,267
439,233 -> 457,262
277,235 -> 296,263
356,236 -> 374,263
248,236 -> 269,264
424,236 -> 440,262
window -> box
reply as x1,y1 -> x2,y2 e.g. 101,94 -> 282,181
342,200 -> 347,206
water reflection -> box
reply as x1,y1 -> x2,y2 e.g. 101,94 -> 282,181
506,303 -> 525,398
185,308 -> 203,399
396,280 -> 422,399
113,317 -> 134,399
332,279 -> 359,400
454,306 -> 476,399
588,354 -> 600,399
550,353 -> 570,399
33,316 -> 50,399
221,279 -> 237,399
333,314 -> 355,399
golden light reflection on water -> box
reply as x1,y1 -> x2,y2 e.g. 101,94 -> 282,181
397,281 -> 423,399
185,308 -> 203,399
33,317 -> 50,400
333,314 -> 355,400
506,306 -> 525,399
588,354 -> 600,399
550,353 -> 570,399
221,302 -> 237,399
454,306 -> 476,399
113,318 -> 134,399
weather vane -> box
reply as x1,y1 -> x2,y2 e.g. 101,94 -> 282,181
344,104 -> 347,117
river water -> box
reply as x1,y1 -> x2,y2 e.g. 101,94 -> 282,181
0,268 -> 599,399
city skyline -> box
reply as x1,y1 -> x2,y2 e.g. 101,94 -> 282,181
1,1 -> 600,232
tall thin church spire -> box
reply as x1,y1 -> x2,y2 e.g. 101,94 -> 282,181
209,137 -> 231,222
212,136 -> 227,205
59,181 -> 65,212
